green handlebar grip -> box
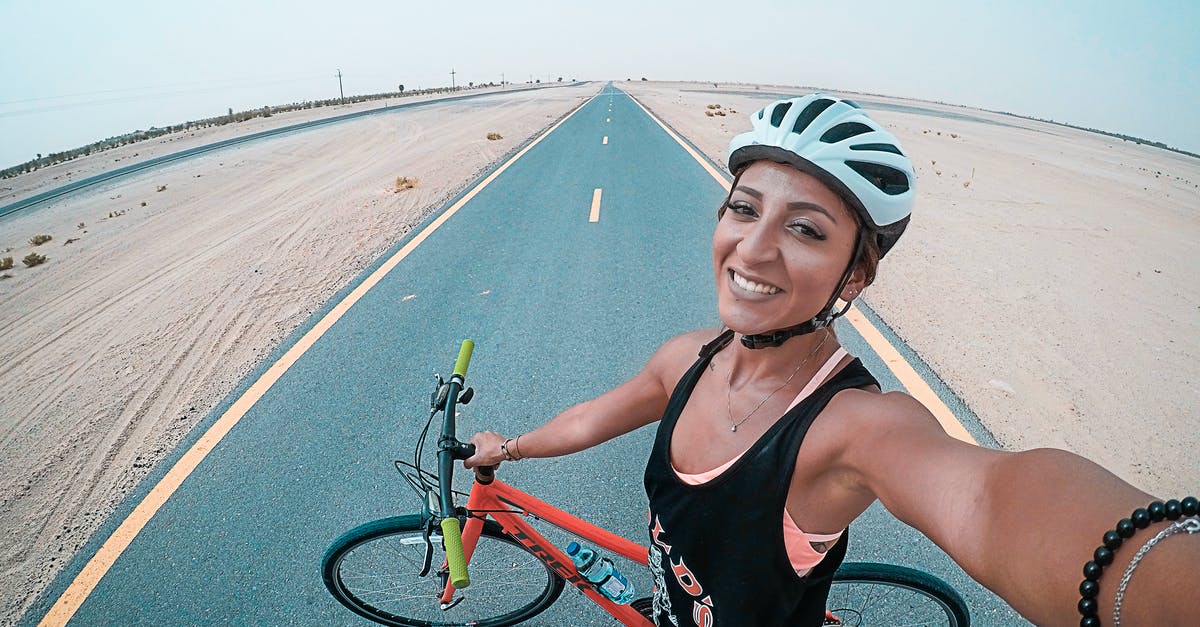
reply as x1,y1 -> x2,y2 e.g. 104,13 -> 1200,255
440,517 -> 470,589
453,340 -> 474,378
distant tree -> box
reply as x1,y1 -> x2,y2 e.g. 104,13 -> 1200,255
398,84 -> 404,92
468,81 -> 474,87
536,79 -> 540,83
641,77 -> 648,81
557,77 -> 562,82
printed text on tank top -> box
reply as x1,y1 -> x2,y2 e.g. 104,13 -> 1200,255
671,346 -> 849,576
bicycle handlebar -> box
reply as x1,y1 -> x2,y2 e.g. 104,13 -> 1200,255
453,340 -> 474,378
439,339 -> 474,589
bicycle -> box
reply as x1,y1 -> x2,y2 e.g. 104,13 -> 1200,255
322,340 -> 971,626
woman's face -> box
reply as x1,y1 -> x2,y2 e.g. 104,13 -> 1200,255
713,161 -> 863,335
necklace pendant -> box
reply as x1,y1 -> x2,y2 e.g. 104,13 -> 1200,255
730,424 -> 737,432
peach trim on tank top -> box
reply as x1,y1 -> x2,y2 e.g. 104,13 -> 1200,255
671,347 -> 849,575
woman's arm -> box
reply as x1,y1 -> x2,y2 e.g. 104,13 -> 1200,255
462,331 -> 705,468
838,390 -> 1199,624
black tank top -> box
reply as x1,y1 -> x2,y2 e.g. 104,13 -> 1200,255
644,330 -> 879,626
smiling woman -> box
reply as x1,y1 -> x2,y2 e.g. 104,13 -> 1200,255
464,94 -> 1200,626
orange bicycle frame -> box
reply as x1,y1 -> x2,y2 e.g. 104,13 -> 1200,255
441,472 -> 654,627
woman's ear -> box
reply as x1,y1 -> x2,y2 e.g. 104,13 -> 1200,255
840,267 -> 869,302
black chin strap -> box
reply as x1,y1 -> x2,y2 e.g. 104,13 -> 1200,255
740,230 -> 865,349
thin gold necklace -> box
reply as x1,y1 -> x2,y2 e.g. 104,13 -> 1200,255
725,331 -> 831,433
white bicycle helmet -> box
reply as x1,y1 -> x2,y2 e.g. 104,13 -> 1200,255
724,94 -> 915,348
727,93 -> 914,257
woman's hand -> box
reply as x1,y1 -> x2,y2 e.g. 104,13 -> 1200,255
463,430 -> 508,469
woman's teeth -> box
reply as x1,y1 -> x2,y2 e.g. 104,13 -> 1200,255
732,271 -> 780,295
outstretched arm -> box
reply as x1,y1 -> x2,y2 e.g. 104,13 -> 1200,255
463,331 -> 704,468
841,391 -> 1199,625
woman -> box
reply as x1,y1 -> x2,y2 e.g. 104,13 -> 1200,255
464,94 -> 1198,626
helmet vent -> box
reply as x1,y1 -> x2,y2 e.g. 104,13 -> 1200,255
846,160 -> 909,196
769,102 -> 793,127
850,142 -> 904,156
820,122 -> 873,143
792,99 -> 835,135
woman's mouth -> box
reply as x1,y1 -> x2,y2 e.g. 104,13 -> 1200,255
730,270 -> 781,296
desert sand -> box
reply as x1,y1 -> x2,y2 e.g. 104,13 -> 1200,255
0,84 -> 592,623
622,81 -> 1200,497
2,80 -> 1198,624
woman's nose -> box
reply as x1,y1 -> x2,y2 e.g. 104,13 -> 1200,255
735,221 -> 779,265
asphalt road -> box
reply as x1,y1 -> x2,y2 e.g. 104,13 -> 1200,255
26,84 -> 1027,625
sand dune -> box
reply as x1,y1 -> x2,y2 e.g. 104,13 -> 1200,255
0,84 -> 592,623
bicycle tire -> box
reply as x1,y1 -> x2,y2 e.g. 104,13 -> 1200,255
827,562 -> 970,627
322,514 -> 565,627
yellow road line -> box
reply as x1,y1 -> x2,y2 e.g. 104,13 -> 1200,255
845,306 -> 976,445
626,91 -> 978,446
38,91 -> 601,627
589,188 -> 602,222
603,136 -> 608,145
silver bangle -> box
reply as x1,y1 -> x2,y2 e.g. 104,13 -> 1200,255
1112,516 -> 1199,627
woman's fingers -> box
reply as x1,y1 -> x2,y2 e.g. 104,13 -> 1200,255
463,430 -> 505,468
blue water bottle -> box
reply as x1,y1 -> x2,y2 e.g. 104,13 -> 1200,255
565,541 -> 635,604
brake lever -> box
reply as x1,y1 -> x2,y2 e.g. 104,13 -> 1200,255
419,516 -> 434,577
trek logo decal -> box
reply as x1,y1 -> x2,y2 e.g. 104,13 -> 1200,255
650,514 -> 715,627
507,527 -> 586,587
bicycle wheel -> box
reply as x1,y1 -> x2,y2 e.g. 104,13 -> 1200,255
826,562 -> 970,627
322,514 -> 564,627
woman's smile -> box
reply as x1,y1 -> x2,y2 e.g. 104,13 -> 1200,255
729,269 -> 782,296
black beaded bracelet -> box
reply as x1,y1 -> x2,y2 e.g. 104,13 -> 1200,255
1077,495 -> 1199,627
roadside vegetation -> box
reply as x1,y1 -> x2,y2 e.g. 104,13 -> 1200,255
29,234 -> 52,246
394,176 -> 418,192
0,257 -> 12,271
22,252 -> 47,267
486,132 -> 503,140
1,83 -> 507,179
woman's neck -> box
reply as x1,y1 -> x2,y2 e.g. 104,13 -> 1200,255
722,329 -> 839,389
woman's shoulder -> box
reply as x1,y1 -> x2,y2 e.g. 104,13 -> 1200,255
644,328 -> 726,388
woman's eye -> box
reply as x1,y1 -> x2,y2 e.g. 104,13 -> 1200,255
728,202 -> 757,217
789,221 -> 826,240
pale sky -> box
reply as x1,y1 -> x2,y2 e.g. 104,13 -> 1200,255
2,0 -> 1198,169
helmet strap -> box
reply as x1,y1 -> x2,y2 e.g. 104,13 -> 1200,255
740,230 -> 865,349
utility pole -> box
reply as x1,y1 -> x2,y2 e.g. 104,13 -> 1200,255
501,72 -> 505,87
450,68 -> 456,90
336,68 -> 344,104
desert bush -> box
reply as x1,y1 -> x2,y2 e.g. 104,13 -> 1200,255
395,176 -> 418,191
156,185 -> 167,192
23,252 -> 47,267
0,257 -> 12,270
705,110 -> 714,117
486,132 -> 503,140
29,234 -> 52,246
715,110 -> 726,116
77,222 -> 86,229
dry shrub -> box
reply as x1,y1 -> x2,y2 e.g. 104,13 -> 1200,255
705,110 -> 715,117
962,180 -> 971,188
950,133 -> 959,139
706,104 -> 722,110
77,222 -> 86,229
23,252 -> 47,267
156,184 -> 167,192
0,257 -> 12,271
715,110 -> 726,117
64,238 -> 80,245
395,176 -> 418,192
29,234 -> 52,246
486,132 -> 503,140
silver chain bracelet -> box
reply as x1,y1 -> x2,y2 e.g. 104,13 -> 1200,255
1112,516 -> 1199,627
